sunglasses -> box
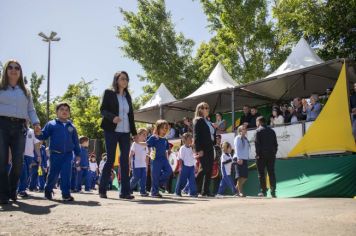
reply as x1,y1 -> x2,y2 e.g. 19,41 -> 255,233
201,106 -> 209,110
117,77 -> 129,82
8,65 -> 20,71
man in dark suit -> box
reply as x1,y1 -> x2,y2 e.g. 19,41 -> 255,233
240,105 -> 252,128
255,116 -> 278,197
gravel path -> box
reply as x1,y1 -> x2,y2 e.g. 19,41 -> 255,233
1,190 -> 355,236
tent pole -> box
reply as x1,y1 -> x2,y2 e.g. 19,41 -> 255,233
231,89 -> 235,132
159,105 -> 164,120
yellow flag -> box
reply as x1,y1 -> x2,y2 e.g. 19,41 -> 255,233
288,63 -> 356,157
114,144 -> 120,166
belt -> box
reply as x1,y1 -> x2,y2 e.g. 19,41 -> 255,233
0,116 -> 26,123
50,150 -> 72,155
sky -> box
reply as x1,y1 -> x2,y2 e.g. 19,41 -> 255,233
0,0 -> 212,99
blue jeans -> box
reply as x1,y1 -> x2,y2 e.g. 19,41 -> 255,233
70,166 -> 77,191
0,118 -> 26,200
217,165 -> 237,195
76,168 -> 90,191
29,162 -> 39,190
99,131 -> 131,196
45,152 -> 73,197
175,165 -> 197,196
18,155 -> 33,192
38,167 -> 47,191
151,157 -> 172,195
89,170 -> 97,189
130,167 -> 147,194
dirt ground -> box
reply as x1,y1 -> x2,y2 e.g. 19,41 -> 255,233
0,190 -> 355,236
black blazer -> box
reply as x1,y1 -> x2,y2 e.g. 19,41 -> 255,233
255,125 -> 278,158
193,117 -> 215,153
100,89 -> 137,135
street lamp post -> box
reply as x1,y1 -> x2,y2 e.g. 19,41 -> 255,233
38,31 -> 60,122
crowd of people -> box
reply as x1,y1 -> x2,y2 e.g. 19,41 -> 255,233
0,59 -> 355,205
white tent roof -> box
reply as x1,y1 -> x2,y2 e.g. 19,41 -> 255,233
135,83 -> 192,123
140,83 -> 176,110
186,62 -> 238,99
266,38 -> 324,79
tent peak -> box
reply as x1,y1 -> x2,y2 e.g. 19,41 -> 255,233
139,83 -> 177,110
266,38 -> 324,79
186,62 -> 238,99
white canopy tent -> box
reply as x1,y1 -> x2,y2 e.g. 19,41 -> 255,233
266,38 -> 325,79
134,83 -> 192,123
242,38 -> 356,101
185,62 -> 239,99
170,62 -> 273,129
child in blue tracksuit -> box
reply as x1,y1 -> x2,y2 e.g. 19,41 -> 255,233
38,142 -> 48,192
129,128 -> 149,196
35,102 -> 81,201
175,132 -> 198,197
146,120 -> 173,198
76,136 -> 90,192
216,142 -> 238,197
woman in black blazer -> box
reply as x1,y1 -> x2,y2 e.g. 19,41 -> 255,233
99,71 -> 137,199
193,102 -> 216,196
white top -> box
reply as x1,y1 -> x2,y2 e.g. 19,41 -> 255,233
221,153 -> 233,176
131,142 -> 148,168
272,115 -> 284,126
178,145 -> 195,167
290,115 -> 298,124
24,128 -> 40,157
89,162 -> 98,172
99,160 -> 106,173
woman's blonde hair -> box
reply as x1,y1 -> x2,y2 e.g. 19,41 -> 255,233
222,141 -> 232,153
194,102 -> 209,120
237,125 -> 246,135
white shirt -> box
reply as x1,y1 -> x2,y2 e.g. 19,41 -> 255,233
89,162 -> 98,172
221,153 -> 233,176
290,115 -> 298,124
24,128 -> 40,157
178,145 -> 195,167
272,115 -> 284,126
131,142 -> 148,168
99,160 -> 106,173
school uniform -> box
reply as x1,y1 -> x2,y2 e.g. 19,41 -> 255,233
70,155 -> 77,191
217,153 -> 237,195
233,135 -> 250,179
18,128 -> 40,194
29,150 -> 40,191
129,142 -> 148,194
38,144 -> 48,191
146,135 -> 172,196
36,119 -> 81,199
175,145 -> 197,196
76,147 -> 90,191
89,161 -> 98,189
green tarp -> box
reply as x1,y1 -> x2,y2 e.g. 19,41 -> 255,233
243,155 -> 356,197
114,154 -> 356,197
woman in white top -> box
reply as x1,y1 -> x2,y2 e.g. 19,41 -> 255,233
270,108 -> 284,126
233,125 -> 250,197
